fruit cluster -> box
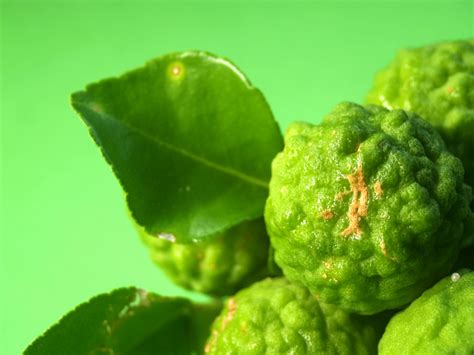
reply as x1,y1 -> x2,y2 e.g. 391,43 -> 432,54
140,40 -> 474,354
58,39 -> 474,355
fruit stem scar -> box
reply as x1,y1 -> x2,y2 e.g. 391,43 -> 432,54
341,162 -> 368,237
320,210 -> 334,220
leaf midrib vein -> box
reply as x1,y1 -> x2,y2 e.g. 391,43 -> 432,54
77,101 -> 269,189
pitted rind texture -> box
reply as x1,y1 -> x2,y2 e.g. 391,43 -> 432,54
366,39 -> 474,186
205,278 -> 381,355
379,270 -> 474,354
265,102 -> 472,314
138,219 -> 270,297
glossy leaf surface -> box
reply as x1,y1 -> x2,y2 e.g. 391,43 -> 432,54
25,288 -> 220,355
72,52 -> 283,243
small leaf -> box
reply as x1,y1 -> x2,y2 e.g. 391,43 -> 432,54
71,52 -> 283,243
25,288 -> 221,355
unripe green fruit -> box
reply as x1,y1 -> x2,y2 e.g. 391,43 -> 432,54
366,39 -> 474,186
137,219 -> 270,297
265,102 -> 472,314
379,270 -> 474,355
205,278 -> 385,354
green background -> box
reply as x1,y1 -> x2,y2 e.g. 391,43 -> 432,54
1,0 -> 472,353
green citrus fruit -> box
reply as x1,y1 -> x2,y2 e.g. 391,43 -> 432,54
265,102 -> 472,314
205,278 -> 385,354
366,39 -> 474,186
137,219 -> 270,297
379,270 -> 474,354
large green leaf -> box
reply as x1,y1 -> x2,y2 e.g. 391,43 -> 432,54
24,288 -> 221,355
71,52 -> 283,243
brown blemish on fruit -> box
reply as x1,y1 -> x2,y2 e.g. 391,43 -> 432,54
320,210 -> 334,220
204,298 -> 237,353
374,181 -> 383,198
379,239 -> 397,261
341,162 -> 368,237
221,298 -> 237,331
204,330 -> 219,353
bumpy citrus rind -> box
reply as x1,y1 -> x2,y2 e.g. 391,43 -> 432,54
205,278 -> 384,354
265,102 -> 472,314
379,270 -> 474,355
366,39 -> 474,186
137,219 -> 270,297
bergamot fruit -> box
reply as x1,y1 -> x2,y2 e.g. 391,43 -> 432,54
137,219 -> 270,297
205,277 -> 385,355
366,39 -> 474,186
265,102 -> 472,314
379,270 -> 474,354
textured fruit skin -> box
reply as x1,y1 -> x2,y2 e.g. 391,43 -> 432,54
138,219 -> 270,297
265,102 -> 472,314
366,40 -> 474,186
379,270 -> 474,355
205,278 -> 383,355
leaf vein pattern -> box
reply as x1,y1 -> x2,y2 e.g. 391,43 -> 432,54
75,101 -> 269,189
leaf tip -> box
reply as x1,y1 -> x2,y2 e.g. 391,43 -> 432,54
70,90 -> 86,108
